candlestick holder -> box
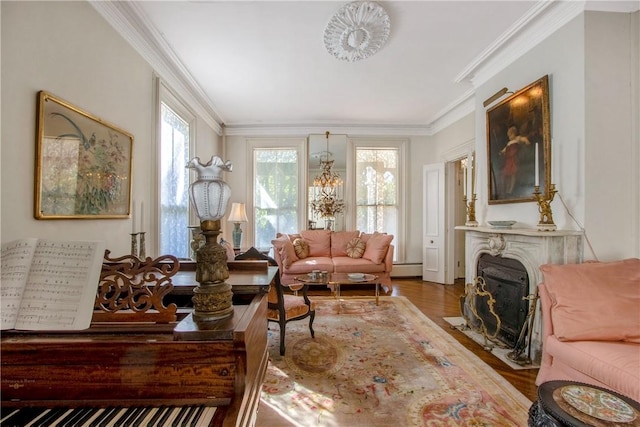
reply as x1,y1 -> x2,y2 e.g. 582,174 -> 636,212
464,193 -> 479,227
130,233 -> 138,257
138,232 -> 146,260
534,184 -> 557,231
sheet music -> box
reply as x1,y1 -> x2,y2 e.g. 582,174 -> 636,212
1,238 -> 105,330
1,238 -> 38,329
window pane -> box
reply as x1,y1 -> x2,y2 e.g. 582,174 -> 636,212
355,148 -> 398,243
159,102 -> 190,258
254,149 -> 298,248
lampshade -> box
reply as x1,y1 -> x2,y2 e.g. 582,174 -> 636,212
186,156 -> 232,221
228,203 -> 248,222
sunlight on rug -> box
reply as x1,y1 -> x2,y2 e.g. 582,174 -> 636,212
261,296 -> 532,427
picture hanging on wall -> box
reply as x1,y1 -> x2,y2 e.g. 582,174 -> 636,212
35,91 -> 134,219
486,75 -> 551,204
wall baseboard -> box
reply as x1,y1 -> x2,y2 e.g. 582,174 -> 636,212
391,264 -> 422,278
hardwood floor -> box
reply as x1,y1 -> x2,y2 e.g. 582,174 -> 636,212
256,278 -> 539,425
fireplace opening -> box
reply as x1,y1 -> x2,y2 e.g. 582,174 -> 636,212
475,254 -> 529,348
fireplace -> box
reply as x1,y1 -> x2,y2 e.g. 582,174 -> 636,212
476,254 -> 529,348
457,225 -> 583,362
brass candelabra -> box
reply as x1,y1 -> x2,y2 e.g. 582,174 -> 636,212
534,183 -> 557,231
464,193 -> 478,227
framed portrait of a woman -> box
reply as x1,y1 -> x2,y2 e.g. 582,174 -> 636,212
486,75 -> 551,204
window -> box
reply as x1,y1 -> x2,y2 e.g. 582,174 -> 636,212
250,139 -> 305,249
354,141 -> 405,261
159,92 -> 193,258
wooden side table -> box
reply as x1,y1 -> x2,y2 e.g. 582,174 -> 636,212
529,381 -> 640,426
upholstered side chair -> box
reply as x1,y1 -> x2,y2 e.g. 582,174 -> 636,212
235,247 -> 315,355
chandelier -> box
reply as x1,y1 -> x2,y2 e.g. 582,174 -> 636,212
310,131 -> 345,219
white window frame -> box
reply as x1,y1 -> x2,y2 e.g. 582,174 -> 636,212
155,79 -> 196,258
347,137 -> 407,263
246,137 -> 307,248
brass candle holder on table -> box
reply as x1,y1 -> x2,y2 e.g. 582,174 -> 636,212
464,194 -> 479,227
534,183 -> 557,231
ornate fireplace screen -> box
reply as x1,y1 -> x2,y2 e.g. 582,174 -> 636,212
458,277 -> 502,350
459,275 -> 539,366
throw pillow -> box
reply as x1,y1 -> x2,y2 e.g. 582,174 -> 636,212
346,237 -> 366,258
293,238 -> 309,259
300,229 -> 331,257
541,258 -> 640,343
331,231 -> 360,257
271,235 -> 299,268
362,233 -> 393,264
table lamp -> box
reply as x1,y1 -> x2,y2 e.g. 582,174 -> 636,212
186,155 -> 234,321
228,202 -> 248,250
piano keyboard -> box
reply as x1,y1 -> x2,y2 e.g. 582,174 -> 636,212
0,405 -> 217,427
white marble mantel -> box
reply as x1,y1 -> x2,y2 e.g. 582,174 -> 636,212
455,225 -> 584,361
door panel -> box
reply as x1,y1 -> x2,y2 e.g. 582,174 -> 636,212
423,163 -> 445,283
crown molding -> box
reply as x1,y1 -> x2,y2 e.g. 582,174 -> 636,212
91,0 -> 628,138
428,89 -> 476,135
456,1 -> 585,88
224,123 -> 432,137
89,1 -> 223,134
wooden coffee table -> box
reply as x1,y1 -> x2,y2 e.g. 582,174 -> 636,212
529,381 -> 640,426
294,273 -> 382,305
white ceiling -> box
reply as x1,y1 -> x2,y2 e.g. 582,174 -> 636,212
93,1 -> 639,135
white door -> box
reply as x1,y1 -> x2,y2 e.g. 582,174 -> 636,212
423,163 -> 445,283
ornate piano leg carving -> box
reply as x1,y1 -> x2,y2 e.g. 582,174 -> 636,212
193,219 -> 234,321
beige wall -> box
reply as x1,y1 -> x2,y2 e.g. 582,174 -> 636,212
1,1 -> 219,256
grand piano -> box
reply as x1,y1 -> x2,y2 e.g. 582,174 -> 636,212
1,254 -> 276,427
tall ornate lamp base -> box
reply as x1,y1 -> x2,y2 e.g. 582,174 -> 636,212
193,220 -> 234,321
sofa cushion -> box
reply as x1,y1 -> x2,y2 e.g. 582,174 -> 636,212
332,256 -> 386,274
293,238 -> 309,259
271,235 -> 298,268
331,231 -> 360,257
544,335 -> 640,401
346,237 -> 366,258
541,258 -> 640,343
362,233 -> 393,264
286,257 -> 333,275
300,229 -> 331,257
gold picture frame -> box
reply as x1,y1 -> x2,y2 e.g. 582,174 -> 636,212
486,75 -> 551,204
35,91 -> 133,219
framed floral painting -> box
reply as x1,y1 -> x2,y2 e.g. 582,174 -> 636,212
486,75 -> 551,204
35,91 -> 133,219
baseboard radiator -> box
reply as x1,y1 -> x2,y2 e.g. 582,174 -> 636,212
391,264 -> 422,277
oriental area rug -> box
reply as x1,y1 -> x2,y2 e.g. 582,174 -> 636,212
261,296 -> 532,426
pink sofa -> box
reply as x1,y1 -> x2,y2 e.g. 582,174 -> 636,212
271,230 -> 394,286
535,258 -> 640,402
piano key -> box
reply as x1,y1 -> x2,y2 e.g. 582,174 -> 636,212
178,406 -> 198,426
196,407 -> 217,427
0,406 -> 217,427
0,409 -> 20,424
145,406 -> 169,426
113,406 -> 143,427
88,407 -> 119,426
1,407 -> 47,426
53,407 -> 91,426
29,407 -> 72,426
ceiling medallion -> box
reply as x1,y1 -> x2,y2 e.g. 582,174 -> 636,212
324,1 -> 391,62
